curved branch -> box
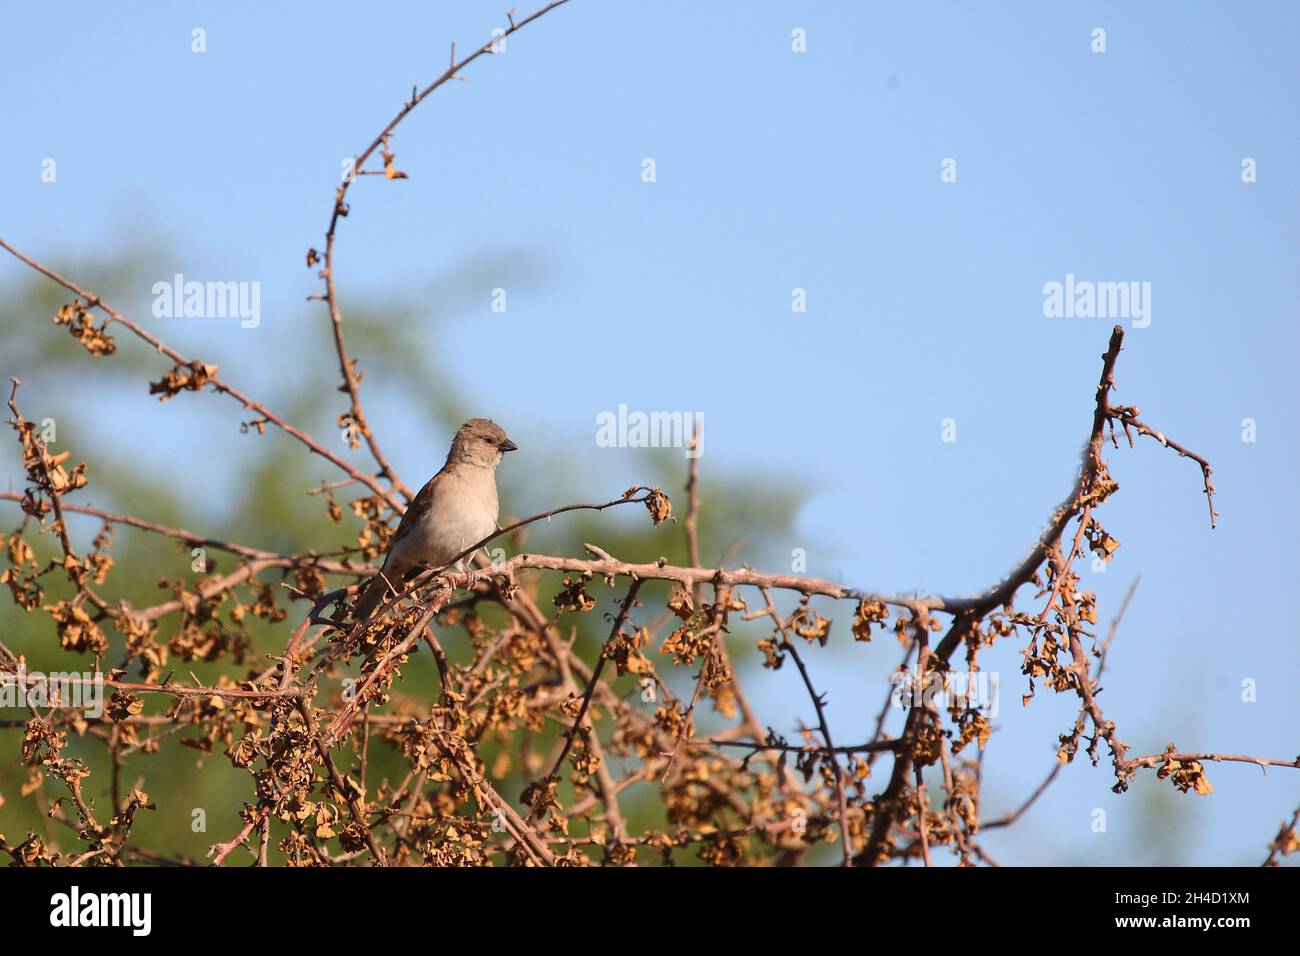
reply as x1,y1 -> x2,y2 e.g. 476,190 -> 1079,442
315,0 -> 572,502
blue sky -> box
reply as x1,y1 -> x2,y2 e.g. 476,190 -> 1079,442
3,1 -> 1298,864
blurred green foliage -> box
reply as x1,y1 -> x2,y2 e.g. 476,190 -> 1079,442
0,246 -> 803,865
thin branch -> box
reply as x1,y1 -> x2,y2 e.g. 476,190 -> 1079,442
0,238 -> 405,513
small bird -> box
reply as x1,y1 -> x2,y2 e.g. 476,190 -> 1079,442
353,418 -> 517,621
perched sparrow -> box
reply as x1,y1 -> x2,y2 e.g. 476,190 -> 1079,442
353,418 -> 517,621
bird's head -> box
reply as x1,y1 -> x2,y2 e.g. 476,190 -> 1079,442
448,417 -> 518,468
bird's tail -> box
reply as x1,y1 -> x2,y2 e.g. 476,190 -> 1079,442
353,572 -> 397,622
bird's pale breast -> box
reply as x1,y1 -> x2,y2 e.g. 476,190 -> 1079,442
386,466 -> 499,574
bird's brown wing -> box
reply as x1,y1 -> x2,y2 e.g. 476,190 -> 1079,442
353,465 -> 448,621
387,465 -> 448,549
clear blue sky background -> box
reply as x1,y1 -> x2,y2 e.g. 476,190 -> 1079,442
3,1 -> 1297,865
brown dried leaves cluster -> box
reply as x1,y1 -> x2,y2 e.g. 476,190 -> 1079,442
53,300 -> 116,357
0,319 -> 1243,867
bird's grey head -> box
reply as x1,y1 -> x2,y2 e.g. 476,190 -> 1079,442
448,418 -> 518,468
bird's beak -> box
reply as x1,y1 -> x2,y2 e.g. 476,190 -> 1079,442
499,438 -> 518,452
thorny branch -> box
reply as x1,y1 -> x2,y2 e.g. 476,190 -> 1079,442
310,0 -> 573,502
